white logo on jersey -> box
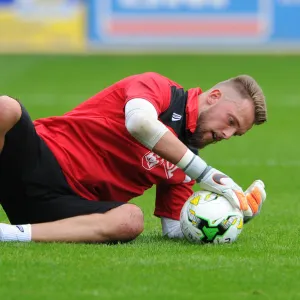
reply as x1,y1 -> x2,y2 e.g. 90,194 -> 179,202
142,151 -> 178,179
142,152 -> 164,170
164,161 -> 178,179
171,113 -> 182,121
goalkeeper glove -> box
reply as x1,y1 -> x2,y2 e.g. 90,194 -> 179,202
243,180 -> 266,223
198,166 -> 248,212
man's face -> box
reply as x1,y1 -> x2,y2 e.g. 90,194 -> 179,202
188,91 -> 255,149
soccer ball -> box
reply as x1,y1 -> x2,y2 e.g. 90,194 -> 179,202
180,190 -> 244,244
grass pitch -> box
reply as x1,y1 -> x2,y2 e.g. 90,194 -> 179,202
0,54 -> 299,300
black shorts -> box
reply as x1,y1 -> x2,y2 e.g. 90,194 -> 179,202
0,104 -> 124,224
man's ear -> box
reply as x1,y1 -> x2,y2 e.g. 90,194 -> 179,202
207,89 -> 222,105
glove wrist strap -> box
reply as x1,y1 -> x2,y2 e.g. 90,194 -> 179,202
196,166 -> 212,183
176,149 -> 207,180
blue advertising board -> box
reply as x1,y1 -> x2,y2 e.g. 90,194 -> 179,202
0,0 -> 14,4
87,0 -> 300,49
272,0 -> 300,40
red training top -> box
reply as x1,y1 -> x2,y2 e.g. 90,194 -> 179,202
34,72 -> 201,220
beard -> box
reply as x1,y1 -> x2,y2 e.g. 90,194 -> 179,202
186,110 -> 214,149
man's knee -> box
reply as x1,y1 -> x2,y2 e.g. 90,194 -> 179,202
115,204 -> 144,241
0,95 -> 22,134
94,204 -> 144,242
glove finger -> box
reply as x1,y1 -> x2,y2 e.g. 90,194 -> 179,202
234,190 -> 248,211
245,181 -> 266,203
251,187 -> 263,205
246,193 -> 259,214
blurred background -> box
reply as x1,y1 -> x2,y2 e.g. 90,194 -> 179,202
0,0 -> 300,53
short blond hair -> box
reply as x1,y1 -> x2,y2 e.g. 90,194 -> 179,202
224,75 -> 267,125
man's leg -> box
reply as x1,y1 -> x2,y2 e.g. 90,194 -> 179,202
32,204 -> 144,243
0,203 -> 144,243
0,97 -> 144,243
0,95 -> 22,151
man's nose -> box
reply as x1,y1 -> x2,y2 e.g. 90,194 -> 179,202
222,127 -> 236,139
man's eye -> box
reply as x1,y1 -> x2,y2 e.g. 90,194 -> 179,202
229,117 -> 234,126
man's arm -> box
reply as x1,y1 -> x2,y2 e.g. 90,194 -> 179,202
125,98 -> 207,177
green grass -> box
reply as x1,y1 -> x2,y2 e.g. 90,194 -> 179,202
0,54 -> 300,299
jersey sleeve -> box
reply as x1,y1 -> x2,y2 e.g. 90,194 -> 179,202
154,180 -> 195,221
125,72 -> 171,114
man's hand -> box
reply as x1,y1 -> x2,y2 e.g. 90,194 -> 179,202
198,167 -> 248,212
243,180 -> 266,223
198,167 -> 267,222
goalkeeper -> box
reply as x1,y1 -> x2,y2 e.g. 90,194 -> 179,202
0,72 -> 267,243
